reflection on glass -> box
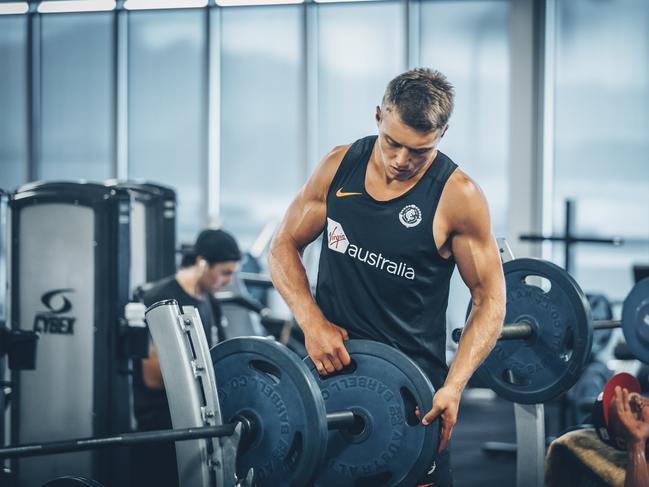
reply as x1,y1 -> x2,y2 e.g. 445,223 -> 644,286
220,5 -> 304,249
128,9 -> 207,243
40,13 -> 114,182
553,0 -> 649,299
419,0 -> 510,333
317,1 -> 405,160
0,16 -> 27,191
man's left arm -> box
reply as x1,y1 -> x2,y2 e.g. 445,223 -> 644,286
422,173 -> 506,452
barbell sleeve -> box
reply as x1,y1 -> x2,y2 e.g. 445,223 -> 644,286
452,318 -> 622,344
499,322 -> 535,340
592,319 -> 622,330
451,321 -> 535,343
326,410 -> 356,431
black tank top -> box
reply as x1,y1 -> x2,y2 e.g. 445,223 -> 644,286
315,135 -> 457,389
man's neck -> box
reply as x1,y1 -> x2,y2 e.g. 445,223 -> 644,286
175,268 -> 205,300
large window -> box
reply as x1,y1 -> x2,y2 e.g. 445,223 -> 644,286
39,13 -> 114,181
420,0 -> 510,236
128,9 -> 207,243
0,16 -> 28,191
316,1 -> 406,160
552,0 -> 649,300
419,0 -> 511,330
220,5 -> 304,249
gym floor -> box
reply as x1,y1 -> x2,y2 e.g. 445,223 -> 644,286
452,390 -> 568,487
452,391 -> 516,487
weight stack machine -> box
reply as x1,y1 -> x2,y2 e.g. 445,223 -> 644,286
9,182 -> 133,487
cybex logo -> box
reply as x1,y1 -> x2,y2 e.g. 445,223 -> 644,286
33,288 -> 76,335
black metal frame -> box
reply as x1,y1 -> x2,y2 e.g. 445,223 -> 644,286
0,188 -> 7,323
0,188 -> 7,453
9,181 -> 131,486
105,180 -> 177,283
520,199 -> 638,275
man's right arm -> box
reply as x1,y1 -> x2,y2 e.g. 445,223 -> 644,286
610,387 -> 649,487
140,291 -> 165,390
625,442 -> 649,487
142,342 -> 164,390
268,145 -> 352,374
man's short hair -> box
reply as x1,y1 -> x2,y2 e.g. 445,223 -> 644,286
194,228 -> 241,265
381,68 -> 455,133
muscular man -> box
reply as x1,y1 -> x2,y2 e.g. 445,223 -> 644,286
269,68 -> 506,486
130,228 -> 240,487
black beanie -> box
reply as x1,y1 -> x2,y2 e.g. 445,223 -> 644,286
193,229 -> 241,265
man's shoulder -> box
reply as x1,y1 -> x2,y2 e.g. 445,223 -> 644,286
141,276 -> 180,307
323,143 -> 352,167
317,137 -> 373,181
440,167 -> 490,232
443,166 -> 480,200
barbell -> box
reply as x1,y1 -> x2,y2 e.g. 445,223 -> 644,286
211,338 -> 439,486
0,338 -> 439,487
451,258 -> 649,404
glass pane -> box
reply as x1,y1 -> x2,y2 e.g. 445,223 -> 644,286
128,10 -> 207,243
317,1 -> 406,160
220,5 -> 304,249
553,0 -> 649,300
39,13 -> 114,181
419,0 -> 511,330
0,16 -> 28,191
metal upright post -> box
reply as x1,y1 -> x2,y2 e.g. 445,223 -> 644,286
514,403 -> 545,487
564,199 -> 575,275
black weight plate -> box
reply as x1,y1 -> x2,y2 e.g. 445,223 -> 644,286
211,337 -> 328,486
305,340 -> 438,487
474,258 -> 593,404
622,277 -> 649,364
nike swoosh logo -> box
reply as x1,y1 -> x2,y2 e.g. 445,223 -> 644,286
336,188 -> 363,197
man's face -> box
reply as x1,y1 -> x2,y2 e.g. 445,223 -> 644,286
375,107 -> 445,182
199,261 -> 239,294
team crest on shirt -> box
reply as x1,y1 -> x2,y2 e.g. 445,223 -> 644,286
399,204 -> 422,228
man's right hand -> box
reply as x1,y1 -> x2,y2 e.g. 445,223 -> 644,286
612,387 -> 649,448
304,319 -> 351,375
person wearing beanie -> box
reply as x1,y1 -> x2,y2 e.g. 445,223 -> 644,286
130,228 -> 241,487
591,373 -> 649,487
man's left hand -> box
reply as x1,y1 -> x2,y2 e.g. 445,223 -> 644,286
421,386 -> 461,453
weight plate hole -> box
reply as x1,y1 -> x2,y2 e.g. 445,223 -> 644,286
249,360 -> 281,384
354,470 -> 393,486
560,329 -> 574,362
503,368 -> 530,387
349,413 -> 367,436
523,275 -> 551,294
341,408 -> 371,444
400,387 -> 420,426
